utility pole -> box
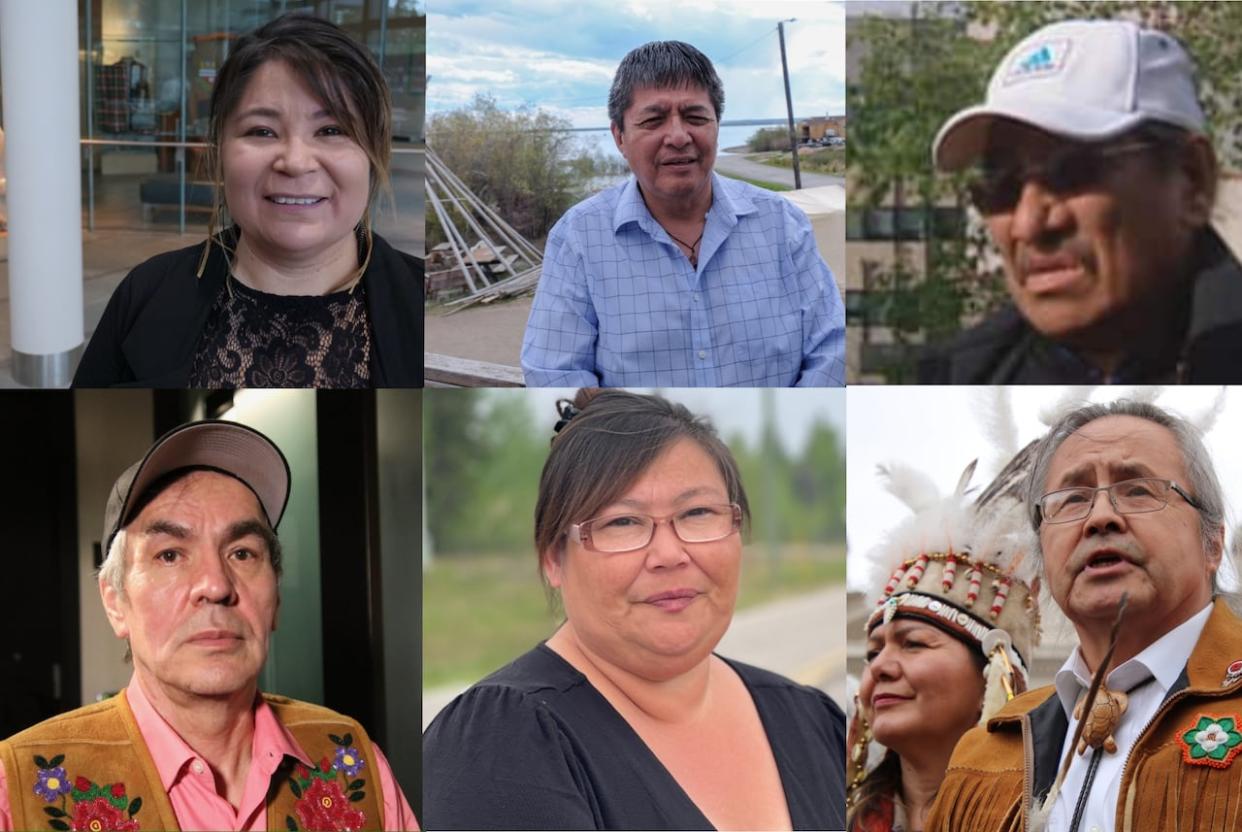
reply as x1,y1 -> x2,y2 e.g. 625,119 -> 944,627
778,18 -> 802,189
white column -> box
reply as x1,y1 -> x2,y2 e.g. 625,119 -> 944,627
0,0 -> 84,387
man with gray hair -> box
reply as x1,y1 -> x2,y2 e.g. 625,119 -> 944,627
928,400 -> 1242,831
0,421 -> 415,830
521,40 -> 845,387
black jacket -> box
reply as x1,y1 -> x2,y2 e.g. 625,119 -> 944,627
918,230 -> 1242,384
73,233 -> 423,388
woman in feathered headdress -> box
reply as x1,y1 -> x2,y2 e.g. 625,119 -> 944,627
847,446 -> 1043,832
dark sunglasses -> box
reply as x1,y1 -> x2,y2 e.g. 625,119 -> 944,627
967,140 -> 1160,215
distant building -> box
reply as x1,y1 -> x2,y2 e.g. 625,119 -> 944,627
799,115 -> 847,143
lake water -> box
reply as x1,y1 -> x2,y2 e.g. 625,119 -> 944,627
576,122 -> 788,161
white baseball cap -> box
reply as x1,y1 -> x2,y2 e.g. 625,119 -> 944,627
933,19 -> 1206,172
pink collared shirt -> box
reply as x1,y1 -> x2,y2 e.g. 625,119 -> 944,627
0,678 -> 417,831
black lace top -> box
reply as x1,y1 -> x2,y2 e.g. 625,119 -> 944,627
188,275 -> 373,388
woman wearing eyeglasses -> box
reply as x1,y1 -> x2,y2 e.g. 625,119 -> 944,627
422,389 -> 846,831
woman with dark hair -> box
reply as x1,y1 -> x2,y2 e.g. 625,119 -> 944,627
73,12 -> 421,388
847,453 -> 1042,832
423,389 -> 846,831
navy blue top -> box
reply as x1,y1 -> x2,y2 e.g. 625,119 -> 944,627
423,643 -> 846,831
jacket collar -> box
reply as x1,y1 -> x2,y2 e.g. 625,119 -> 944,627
119,240 -> 228,387
363,233 -> 420,387
984,598 -> 1242,802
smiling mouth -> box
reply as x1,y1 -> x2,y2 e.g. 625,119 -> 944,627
643,589 -> 701,612
872,694 -> 912,709
266,195 -> 327,206
660,158 -> 697,167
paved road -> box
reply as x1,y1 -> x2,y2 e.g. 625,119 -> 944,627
422,584 -> 846,729
714,152 -> 845,189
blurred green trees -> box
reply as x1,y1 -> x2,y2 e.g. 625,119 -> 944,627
424,391 -> 846,558
426,95 -> 627,246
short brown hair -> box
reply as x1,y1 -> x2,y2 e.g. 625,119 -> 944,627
534,389 -> 750,576
197,12 -> 393,274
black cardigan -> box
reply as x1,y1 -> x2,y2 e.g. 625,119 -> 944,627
72,232 -> 423,388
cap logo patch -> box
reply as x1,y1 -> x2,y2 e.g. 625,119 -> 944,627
1004,39 -> 1071,85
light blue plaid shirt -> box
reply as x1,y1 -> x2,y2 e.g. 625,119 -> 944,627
520,173 -> 845,387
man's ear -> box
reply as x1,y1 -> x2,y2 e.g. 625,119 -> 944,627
100,576 -> 130,640
541,546 -> 565,589
1206,524 -> 1225,576
611,122 -> 627,160
1178,134 -> 1217,229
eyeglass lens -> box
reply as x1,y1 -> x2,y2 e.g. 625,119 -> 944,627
588,505 -> 736,552
968,143 -> 1104,214
1041,478 -> 1172,522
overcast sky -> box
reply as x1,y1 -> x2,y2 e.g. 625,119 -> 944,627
427,0 -> 845,129
847,387 -> 1242,590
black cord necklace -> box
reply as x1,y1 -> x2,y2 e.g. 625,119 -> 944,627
665,229 -> 704,265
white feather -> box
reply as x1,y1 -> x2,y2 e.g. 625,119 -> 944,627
972,387 -> 1018,472
876,462 -> 941,513
1038,387 -> 1096,426
1193,387 -> 1228,434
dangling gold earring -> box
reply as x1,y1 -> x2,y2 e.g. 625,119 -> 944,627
846,694 -> 874,809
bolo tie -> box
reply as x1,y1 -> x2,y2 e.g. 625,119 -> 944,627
1035,594 -> 1141,832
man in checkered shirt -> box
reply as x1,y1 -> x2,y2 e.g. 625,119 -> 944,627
520,41 -> 845,388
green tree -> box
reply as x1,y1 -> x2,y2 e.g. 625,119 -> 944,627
451,393 -> 547,555
427,95 -> 604,244
424,390 -> 486,554
747,127 -> 793,152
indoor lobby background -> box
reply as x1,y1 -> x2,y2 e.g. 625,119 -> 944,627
0,389 -> 423,818
0,0 -> 425,387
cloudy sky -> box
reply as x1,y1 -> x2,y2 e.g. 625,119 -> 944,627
847,387 -> 1242,590
427,0 -> 846,129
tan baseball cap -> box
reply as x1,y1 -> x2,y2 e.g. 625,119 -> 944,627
102,420 -> 290,551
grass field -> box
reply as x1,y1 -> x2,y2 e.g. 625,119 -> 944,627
755,147 -> 846,176
730,175 -> 792,192
423,543 -> 845,689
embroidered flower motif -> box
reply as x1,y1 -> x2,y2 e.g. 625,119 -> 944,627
35,766 -> 72,803
294,778 -> 365,831
1197,723 -> 1232,753
332,746 -> 365,779
33,755 -> 143,832
70,796 -> 140,832
1180,713 -> 1242,768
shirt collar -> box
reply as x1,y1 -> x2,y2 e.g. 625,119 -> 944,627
126,674 -> 314,792
610,172 -> 757,237
1054,601 -> 1214,719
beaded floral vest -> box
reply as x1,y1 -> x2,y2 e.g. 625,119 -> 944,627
0,690 -> 383,831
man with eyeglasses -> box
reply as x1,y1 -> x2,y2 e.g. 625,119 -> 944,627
927,400 -> 1242,832
919,19 -> 1242,384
